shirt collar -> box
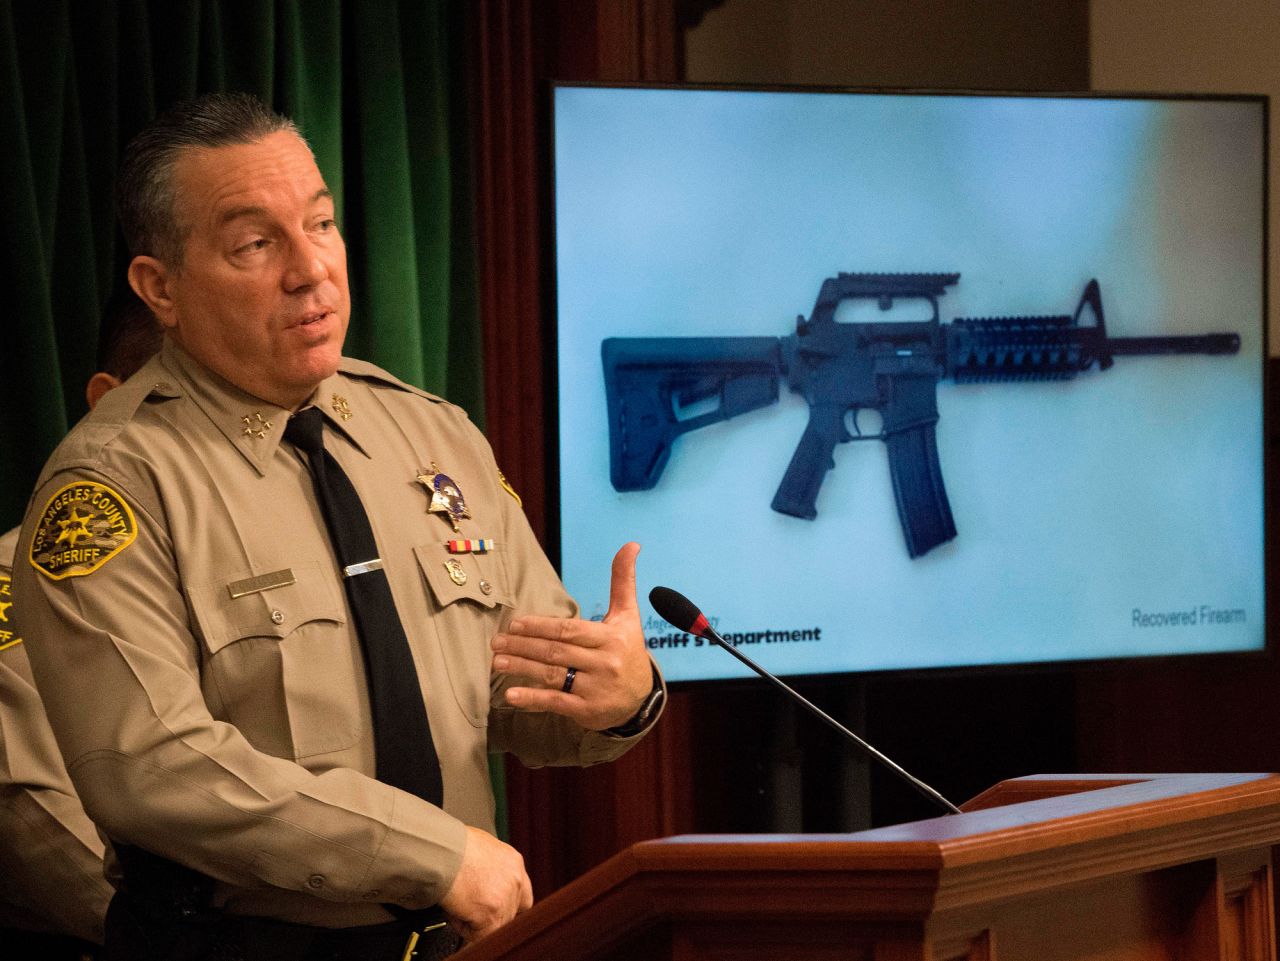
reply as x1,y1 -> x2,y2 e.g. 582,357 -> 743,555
159,340 -> 371,476
304,370 -> 374,460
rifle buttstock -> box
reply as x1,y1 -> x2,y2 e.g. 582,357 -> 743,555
602,337 -> 781,491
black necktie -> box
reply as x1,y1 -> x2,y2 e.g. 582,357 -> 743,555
284,407 -> 444,806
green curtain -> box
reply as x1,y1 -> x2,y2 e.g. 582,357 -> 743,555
0,0 -> 483,533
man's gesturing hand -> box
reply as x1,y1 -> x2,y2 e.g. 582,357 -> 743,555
492,542 -> 653,731
440,826 -> 533,944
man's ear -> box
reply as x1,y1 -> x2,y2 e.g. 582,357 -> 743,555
128,256 -> 178,329
85,372 -> 123,410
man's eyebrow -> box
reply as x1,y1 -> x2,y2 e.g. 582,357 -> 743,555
217,190 -> 335,228
218,205 -> 269,228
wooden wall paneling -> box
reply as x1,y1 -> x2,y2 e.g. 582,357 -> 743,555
470,0 -> 547,526
467,0 -> 692,897
592,0 -> 682,80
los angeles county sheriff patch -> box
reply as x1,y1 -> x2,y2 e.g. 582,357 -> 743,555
0,573 -> 20,651
29,481 -> 138,580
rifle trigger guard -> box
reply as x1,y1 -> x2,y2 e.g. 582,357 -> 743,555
843,406 -> 860,442
844,406 -> 882,442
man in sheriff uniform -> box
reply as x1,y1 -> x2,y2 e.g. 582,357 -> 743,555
0,289 -> 163,959
14,93 -> 663,961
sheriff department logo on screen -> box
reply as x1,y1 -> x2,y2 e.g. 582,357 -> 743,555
30,481 -> 138,580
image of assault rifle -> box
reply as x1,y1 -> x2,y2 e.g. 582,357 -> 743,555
602,273 -> 1241,558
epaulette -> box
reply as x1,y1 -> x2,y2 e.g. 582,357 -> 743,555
338,357 -> 448,404
42,357 -> 182,471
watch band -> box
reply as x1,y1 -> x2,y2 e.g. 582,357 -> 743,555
603,670 -> 665,738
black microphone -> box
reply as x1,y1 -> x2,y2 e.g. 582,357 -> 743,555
649,586 -> 962,816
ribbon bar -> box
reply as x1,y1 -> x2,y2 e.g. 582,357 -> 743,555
446,539 -> 495,554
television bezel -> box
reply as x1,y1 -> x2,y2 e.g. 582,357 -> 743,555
543,80 -> 1273,687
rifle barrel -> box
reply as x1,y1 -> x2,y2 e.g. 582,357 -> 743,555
1108,333 -> 1240,356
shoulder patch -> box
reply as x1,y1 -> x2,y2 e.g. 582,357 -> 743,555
0,572 -> 19,651
29,481 -> 138,580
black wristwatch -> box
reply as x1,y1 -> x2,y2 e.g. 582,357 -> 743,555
603,670 -> 665,738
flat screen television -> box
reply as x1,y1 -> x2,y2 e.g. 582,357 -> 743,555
551,83 -> 1268,684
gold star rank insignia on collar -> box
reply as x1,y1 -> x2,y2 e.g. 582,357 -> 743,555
417,463 -> 471,533
241,412 -> 273,439
331,394 -> 353,421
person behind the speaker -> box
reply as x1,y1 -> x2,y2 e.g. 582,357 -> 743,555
0,287 -> 163,960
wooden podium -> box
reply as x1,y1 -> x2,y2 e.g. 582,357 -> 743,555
454,773 -> 1280,961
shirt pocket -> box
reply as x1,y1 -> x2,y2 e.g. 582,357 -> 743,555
186,563 -> 366,760
414,544 -> 513,728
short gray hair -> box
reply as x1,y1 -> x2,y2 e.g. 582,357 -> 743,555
116,92 -> 303,267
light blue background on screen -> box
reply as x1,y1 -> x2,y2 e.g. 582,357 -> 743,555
553,88 -> 1266,682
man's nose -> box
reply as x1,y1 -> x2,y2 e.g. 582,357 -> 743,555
283,238 -> 329,290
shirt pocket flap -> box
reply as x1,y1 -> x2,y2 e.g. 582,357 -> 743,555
187,563 -> 345,654
414,545 -> 513,611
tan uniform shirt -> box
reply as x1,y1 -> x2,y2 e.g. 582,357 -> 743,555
0,526 -> 112,942
14,340 -> 649,927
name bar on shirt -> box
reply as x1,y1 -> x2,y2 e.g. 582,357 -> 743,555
227,569 -> 297,599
